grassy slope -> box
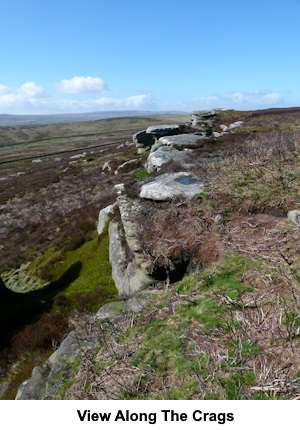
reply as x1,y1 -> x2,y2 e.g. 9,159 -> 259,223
64,252 -> 299,400
0,225 -> 117,399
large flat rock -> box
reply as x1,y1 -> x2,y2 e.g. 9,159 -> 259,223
158,133 -> 206,149
146,124 -> 179,137
191,109 -> 218,118
139,172 -> 204,201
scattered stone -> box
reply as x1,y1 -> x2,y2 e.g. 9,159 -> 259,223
117,141 -> 134,150
213,131 -> 226,138
114,158 -> 140,175
70,153 -> 86,159
229,121 -> 244,130
288,210 -> 300,226
97,202 -> 117,235
94,292 -> 154,321
32,159 -> 42,163
114,183 -> 125,195
214,214 -> 224,224
220,124 -> 229,132
140,172 -> 204,202
16,172 -> 25,176
102,161 -> 111,172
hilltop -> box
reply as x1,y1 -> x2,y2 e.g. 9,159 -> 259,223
0,108 -> 299,400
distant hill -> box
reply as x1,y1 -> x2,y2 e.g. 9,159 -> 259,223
0,110 -> 187,126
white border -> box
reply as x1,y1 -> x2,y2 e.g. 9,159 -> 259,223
0,400 -> 298,430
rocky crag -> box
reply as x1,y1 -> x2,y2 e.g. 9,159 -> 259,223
15,109 -> 300,399
16,110 -> 222,399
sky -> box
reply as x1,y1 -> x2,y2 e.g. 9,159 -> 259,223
0,0 -> 300,114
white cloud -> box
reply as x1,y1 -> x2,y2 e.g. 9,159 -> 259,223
0,82 -> 50,114
0,84 -> 11,95
57,76 -> 109,94
81,94 -> 154,110
0,82 -> 49,113
0,78 -> 156,114
188,91 -> 284,110
124,94 -> 150,108
20,82 -> 45,98
0,80 -> 287,115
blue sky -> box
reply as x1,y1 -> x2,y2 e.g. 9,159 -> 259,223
0,0 -> 300,114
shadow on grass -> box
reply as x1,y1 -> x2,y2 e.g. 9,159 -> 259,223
0,262 -> 82,349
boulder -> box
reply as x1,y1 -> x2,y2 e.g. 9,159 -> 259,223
108,221 -> 151,296
16,289 -> 156,399
146,146 -> 190,173
117,196 -> 143,254
16,329 -> 90,400
158,133 -> 206,149
191,109 -> 218,119
145,124 -> 179,137
228,121 -> 244,130
114,158 -> 141,175
213,131 -> 226,138
140,172 -> 204,202
214,214 -> 224,224
114,183 -> 125,195
220,124 -> 229,132
288,210 -> 300,226
133,124 -> 181,153
102,161 -> 111,172
94,292 -> 155,320
97,202 -> 117,235
133,129 -> 155,153
108,195 -> 152,295
189,110 -> 218,135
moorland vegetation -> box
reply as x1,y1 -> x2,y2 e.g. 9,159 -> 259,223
0,109 -> 299,399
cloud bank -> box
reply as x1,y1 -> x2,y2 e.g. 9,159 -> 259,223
57,76 -> 110,94
0,77 -> 290,115
189,91 -> 284,110
0,77 -> 156,114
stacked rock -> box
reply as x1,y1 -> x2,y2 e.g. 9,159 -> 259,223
189,109 -> 220,136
